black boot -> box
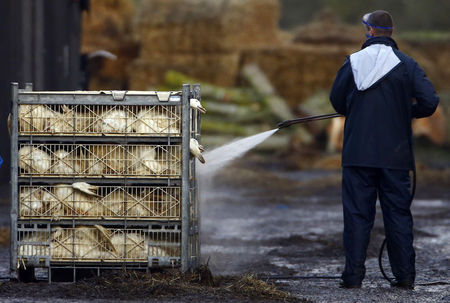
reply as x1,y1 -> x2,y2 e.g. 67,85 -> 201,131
391,279 -> 414,290
339,281 -> 362,289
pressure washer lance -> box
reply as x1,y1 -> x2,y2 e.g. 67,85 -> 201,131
271,113 -> 449,288
277,112 -> 343,129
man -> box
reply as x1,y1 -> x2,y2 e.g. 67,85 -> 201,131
329,10 -> 439,289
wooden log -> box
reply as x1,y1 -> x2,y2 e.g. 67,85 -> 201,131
203,102 -> 270,123
297,90 -> 337,135
241,64 -> 294,120
241,64 -> 313,144
201,120 -> 268,137
163,71 -> 259,105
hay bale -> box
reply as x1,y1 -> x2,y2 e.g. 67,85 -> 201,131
81,0 -> 137,89
128,52 -> 240,89
412,104 -> 447,145
81,0 -> 134,52
293,8 -> 363,45
240,44 -> 352,107
133,0 -> 281,53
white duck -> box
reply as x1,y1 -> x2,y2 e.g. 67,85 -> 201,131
19,146 -> 51,174
19,104 -> 56,132
54,183 -> 100,217
98,109 -> 129,133
190,98 -> 207,114
131,146 -> 164,175
53,149 -> 81,175
19,187 -> 44,217
190,138 -> 205,164
72,182 -> 100,196
133,109 -> 179,135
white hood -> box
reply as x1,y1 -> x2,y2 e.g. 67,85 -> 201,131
350,44 -> 400,91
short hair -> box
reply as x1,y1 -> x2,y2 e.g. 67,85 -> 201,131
366,10 -> 393,36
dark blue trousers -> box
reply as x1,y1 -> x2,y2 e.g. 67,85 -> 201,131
341,166 -> 415,285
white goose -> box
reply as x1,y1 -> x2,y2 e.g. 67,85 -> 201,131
190,138 -> 205,164
72,182 -> 100,197
190,98 -> 207,114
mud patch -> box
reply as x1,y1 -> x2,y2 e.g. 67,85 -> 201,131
0,268 -> 306,302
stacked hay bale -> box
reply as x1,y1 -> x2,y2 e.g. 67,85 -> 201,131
240,45 -> 352,108
81,0 -> 137,89
240,9 -> 361,107
128,0 -> 281,89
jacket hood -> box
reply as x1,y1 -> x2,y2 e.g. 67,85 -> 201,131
350,37 -> 400,91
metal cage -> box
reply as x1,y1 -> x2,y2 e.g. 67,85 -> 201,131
19,185 -> 181,220
10,83 -> 201,281
18,143 -> 181,178
17,223 -> 180,264
18,104 -> 182,136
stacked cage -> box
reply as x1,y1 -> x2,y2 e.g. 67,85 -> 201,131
10,83 -> 201,281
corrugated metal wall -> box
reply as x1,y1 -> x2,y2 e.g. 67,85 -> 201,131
0,0 -> 87,184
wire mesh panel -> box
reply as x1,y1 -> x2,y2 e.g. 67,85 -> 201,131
18,143 -> 181,178
18,104 -> 181,136
17,225 -> 181,264
19,185 -> 181,219
17,225 -> 52,263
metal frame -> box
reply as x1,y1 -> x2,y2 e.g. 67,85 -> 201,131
10,83 -> 200,281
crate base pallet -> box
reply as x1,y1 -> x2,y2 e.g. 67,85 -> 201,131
15,222 -> 181,282
18,263 -> 181,283
17,223 -> 180,262
10,83 -> 201,281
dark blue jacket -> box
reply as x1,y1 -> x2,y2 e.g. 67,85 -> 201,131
330,36 -> 439,170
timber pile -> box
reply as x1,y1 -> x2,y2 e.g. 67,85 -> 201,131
163,66 -> 313,150
128,0 -> 281,89
81,0 -> 138,89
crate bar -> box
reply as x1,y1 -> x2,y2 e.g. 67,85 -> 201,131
195,84 -> 201,268
181,84 -> 190,272
10,83 -> 19,279
18,93 -> 182,106
17,219 -> 181,226
18,136 -> 182,144
190,84 -> 201,269
18,178 -> 181,186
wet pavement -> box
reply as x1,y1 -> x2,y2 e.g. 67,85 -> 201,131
0,157 -> 449,302
200,158 -> 450,302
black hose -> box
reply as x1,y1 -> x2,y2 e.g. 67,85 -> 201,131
258,275 -> 340,280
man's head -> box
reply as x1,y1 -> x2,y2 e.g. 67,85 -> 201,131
362,10 -> 393,38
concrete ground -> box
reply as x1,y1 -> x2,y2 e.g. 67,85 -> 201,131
0,156 -> 449,302
200,157 -> 450,303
